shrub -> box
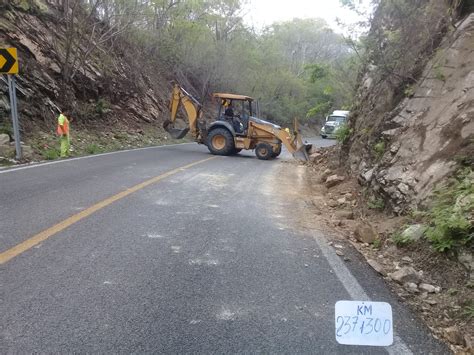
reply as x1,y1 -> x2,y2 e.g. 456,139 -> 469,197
335,123 -> 352,142
404,85 -> 415,97
0,122 -> 13,136
373,141 -> 385,159
95,98 -> 111,117
423,168 -> 473,252
42,148 -> 59,160
434,65 -> 446,82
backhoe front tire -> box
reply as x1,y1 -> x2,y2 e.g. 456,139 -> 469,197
271,144 -> 282,158
207,128 -> 235,156
255,143 -> 273,160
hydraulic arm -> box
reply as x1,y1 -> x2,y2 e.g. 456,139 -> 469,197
163,84 -> 203,140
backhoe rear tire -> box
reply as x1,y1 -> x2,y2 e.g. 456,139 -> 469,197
207,128 -> 235,156
271,145 -> 282,158
255,143 -> 273,160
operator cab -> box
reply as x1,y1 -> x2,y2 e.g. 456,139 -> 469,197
214,93 -> 254,135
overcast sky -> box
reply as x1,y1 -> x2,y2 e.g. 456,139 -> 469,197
243,0 -> 373,34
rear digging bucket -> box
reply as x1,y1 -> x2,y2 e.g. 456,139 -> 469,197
163,120 -> 189,139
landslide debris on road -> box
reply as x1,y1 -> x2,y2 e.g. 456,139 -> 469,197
278,151 -> 472,354
298,6 -> 474,351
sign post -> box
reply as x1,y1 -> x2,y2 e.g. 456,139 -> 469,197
1,48 -> 21,160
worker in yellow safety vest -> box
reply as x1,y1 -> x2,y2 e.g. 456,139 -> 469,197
57,110 -> 71,158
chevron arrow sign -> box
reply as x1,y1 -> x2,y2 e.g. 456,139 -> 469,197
0,48 -> 19,74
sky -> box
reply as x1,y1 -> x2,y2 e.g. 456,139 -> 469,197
243,0 -> 372,34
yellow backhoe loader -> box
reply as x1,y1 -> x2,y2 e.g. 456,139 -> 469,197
163,84 -> 311,160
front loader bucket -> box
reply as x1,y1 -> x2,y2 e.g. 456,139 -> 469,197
163,120 -> 189,139
292,119 -> 312,161
293,143 -> 312,161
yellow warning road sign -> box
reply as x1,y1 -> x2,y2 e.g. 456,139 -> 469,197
0,48 -> 19,74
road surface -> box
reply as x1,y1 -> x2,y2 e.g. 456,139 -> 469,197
0,139 -> 448,353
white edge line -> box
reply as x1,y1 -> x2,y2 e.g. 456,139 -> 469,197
311,230 -> 414,355
0,142 -> 195,174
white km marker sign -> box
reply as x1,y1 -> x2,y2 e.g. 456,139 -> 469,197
335,300 -> 393,346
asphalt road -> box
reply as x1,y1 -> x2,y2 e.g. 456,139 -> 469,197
0,139 -> 448,353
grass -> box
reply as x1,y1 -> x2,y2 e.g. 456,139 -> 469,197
372,239 -> 382,249
367,197 -> 385,210
392,230 -> 413,246
462,303 -> 474,320
85,143 -> 103,154
434,65 -> 446,82
42,148 -> 60,160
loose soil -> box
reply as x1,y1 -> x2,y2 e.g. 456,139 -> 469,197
271,147 -> 473,354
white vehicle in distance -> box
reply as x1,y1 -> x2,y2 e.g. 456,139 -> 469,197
320,110 -> 350,139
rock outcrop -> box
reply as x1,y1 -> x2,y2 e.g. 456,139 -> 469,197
0,1 -> 177,142
343,2 -> 474,213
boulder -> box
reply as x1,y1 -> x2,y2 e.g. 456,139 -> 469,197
443,326 -> 465,346
424,299 -> 437,306
367,259 -> 386,276
389,266 -> 421,284
20,144 -> 34,159
400,224 -> 427,243
327,199 -> 338,208
354,222 -> 378,244
325,174 -> 345,188
465,335 -> 473,352
418,283 -> 437,293
335,210 -> 354,220
337,197 -> 346,205
360,168 -> 374,183
320,168 -> 332,182
404,282 -> 419,293
458,249 -> 473,271
0,145 -> 15,158
0,133 -> 9,145
309,152 -> 322,162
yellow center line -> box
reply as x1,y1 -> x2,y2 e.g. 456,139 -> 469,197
0,156 -> 217,265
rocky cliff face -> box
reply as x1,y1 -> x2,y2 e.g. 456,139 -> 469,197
343,2 -> 473,213
0,0 -> 177,150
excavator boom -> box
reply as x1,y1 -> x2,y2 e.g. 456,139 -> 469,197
163,84 -> 202,140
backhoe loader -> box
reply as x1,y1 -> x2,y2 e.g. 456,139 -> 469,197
163,84 -> 311,160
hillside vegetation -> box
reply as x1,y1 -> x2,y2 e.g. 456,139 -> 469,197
0,0 -> 359,161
